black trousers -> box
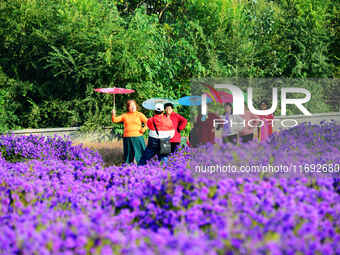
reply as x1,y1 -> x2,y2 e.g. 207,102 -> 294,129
240,133 -> 254,143
223,134 -> 238,145
171,142 -> 180,153
138,137 -> 168,166
122,136 -> 145,164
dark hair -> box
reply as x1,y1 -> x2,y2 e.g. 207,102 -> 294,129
224,103 -> 233,114
126,99 -> 139,112
164,103 -> 174,109
260,100 -> 268,106
260,100 -> 269,109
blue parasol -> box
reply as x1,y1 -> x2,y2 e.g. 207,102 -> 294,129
142,98 -> 178,110
178,95 -> 212,106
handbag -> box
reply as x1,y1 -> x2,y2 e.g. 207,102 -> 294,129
153,120 -> 172,155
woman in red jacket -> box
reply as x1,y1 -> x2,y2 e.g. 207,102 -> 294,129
138,103 -> 175,166
239,104 -> 260,143
190,110 -> 221,147
164,103 -> 188,153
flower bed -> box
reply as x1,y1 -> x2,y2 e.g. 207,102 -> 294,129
0,123 -> 339,254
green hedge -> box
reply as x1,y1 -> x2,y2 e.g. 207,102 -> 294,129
0,0 -> 338,132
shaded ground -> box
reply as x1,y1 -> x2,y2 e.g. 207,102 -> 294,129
74,140 -> 124,166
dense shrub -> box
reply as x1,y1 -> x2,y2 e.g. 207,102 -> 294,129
0,0 -> 338,131
0,134 -> 103,166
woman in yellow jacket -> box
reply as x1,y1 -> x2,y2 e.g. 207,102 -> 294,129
112,100 -> 148,164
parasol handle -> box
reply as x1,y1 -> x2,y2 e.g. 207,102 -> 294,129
113,94 -> 116,111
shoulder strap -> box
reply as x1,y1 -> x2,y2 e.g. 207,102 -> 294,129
153,119 -> 159,136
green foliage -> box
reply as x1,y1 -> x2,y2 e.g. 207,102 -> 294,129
273,0 -> 336,78
0,0 -> 338,130
0,67 -> 32,132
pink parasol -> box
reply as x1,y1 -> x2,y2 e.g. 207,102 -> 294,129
94,87 -> 135,110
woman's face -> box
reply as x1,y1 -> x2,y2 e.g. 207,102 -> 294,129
165,106 -> 173,115
128,102 -> 137,112
225,105 -> 232,114
260,103 -> 267,110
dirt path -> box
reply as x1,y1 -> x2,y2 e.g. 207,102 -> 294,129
74,140 -> 124,166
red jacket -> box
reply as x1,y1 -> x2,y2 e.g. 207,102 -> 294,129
259,114 -> 274,140
239,110 -> 260,136
167,112 -> 188,143
147,114 -> 175,139
192,112 -> 220,145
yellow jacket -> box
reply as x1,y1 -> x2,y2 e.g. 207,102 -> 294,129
112,111 -> 148,137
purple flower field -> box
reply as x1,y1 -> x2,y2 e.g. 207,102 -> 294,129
0,123 -> 339,255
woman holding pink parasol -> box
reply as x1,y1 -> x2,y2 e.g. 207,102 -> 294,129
112,100 -> 148,164
95,87 -> 147,164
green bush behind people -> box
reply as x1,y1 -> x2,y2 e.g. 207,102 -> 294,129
0,0 -> 339,133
